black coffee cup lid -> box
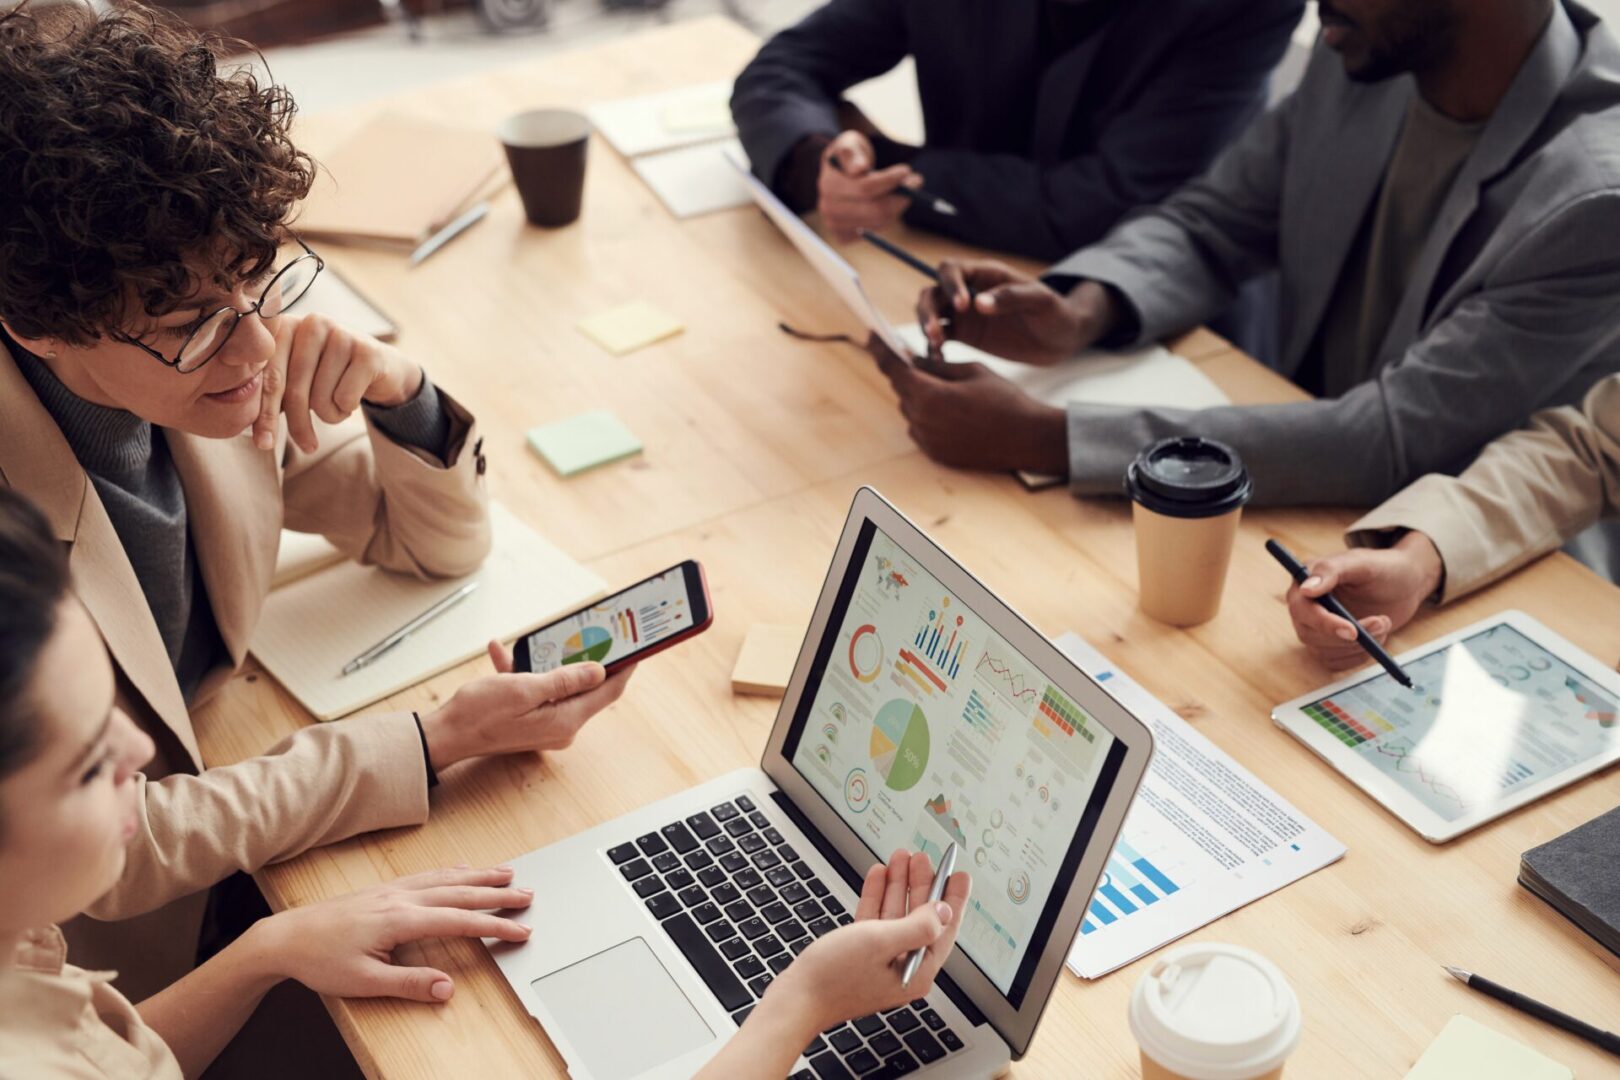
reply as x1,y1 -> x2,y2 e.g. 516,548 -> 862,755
1124,437 -> 1252,518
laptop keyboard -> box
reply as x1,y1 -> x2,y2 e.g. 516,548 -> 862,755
606,794 -> 967,1079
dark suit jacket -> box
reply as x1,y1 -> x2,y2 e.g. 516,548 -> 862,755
731,0 -> 1304,261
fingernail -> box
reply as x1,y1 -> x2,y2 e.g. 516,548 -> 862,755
518,923 -> 533,936
1338,627 -> 1357,641
431,979 -> 454,1001
454,863 -> 470,869
935,901 -> 952,921
519,887 -> 534,896
256,431 -> 272,450
1303,576 -> 1322,590
497,865 -> 514,872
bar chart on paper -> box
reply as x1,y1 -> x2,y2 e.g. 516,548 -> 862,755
1081,836 -> 1182,936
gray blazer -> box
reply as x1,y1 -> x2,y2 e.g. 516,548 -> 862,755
1048,0 -> 1620,506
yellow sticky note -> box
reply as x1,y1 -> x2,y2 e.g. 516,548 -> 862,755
1405,1015 -> 1572,1080
660,97 -> 732,135
730,624 -> 804,698
577,301 -> 685,357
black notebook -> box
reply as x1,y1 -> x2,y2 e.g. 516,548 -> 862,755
1520,805 -> 1620,957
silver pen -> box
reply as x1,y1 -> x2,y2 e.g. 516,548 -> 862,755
340,581 -> 479,676
410,201 -> 490,267
901,842 -> 958,988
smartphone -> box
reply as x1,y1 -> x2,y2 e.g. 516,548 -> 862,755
512,560 -> 712,675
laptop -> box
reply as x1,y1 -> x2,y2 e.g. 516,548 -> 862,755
490,488 -> 1154,1079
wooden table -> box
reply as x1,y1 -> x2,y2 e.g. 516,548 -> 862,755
196,17 -> 1620,1078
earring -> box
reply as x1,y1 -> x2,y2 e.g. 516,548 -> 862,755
45,350 -> 57,359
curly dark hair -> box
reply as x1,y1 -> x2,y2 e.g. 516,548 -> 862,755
0,1 -> 315,345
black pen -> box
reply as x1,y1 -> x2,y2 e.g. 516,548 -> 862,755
829,155 -> 959,216
1445,965 -> 1620,1058
857,228 -> 939,282
1265,539 -> 1414,689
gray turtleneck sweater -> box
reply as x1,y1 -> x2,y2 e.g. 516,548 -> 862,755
14,345 -> 452,703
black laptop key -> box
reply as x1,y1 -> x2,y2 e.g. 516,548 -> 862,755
764,826 -> 785,845
829,1028 -> 863,1055
724,901 -> 753,924
738,833 -> 767,854
794,861 -> 815,880
887,1010 -> 920,1035
881,1005 -> 911,1017
782,882 -> 810,905
793,900 -> 824,923
881,1053 -> 919,1076
719,936 -> 750,960
734,868 -> 764,890
846,1049 -> 881,1076
661,821 -> 700,854
939,1030 -> 963,1053
606,842 -> 638,865
710,883 -> 741,906
853,1014 -> 886,1037
776,918 -> 807,943
645,892 -> 680,920
724,818 -> 755,838
652,852 -> 680,873
909,1000 -> 928,1011
707,835 -> 736,857
678,885 -> 707,908
691,902 -> 722,925
633,876 -> 666,899
780,844 -> 802,864
809,878 -> 830,897
752,850 -> 782,871
869,1032 -> 904,1058
732,1004 -> 754,1026
788,936 -> 812,955
748,973 -> 773,998
687,811 -> 721,839
735,795 -> 756,812
809,1051 -> 853,1080
822,896 -> 845,916
705,919 -> 736,943
698,866 -> 727,888
836,914 -> 853,926
748,810 -> 770,829
902,1030 -> 944,1065
746,884 -> 776,908
711,802 -> 740,822
761,902 -> 792,925
719,852 -> 747,873
791,1072 -> 814,1080
667,869 -> 695,892
738,917 -> 770,941
768,953 -> 792,974
686,850 -> 714,872
735,955 -> 765,979
919,1009 -> 945,1032
663,913 -> 750,1013
753,934 -> 785,958
619,858 -> 653,882
636,832 -> 669,857
808,916 -> 838,937
766,866 -> 796,888
804,1035 -> 827,1057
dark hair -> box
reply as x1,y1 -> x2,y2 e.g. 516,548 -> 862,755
0,488 -> 72,781
0,1 -> 315,345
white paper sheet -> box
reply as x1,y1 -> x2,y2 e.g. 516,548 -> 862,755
587,81 -> 737,159
1056,631 -> 1347,978
632,138 -> 753,219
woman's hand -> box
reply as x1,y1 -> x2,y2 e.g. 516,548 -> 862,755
254,313 -> 424,452
248,866 -> 533,1003
419,641 -> 635,770
917,260 -> 1112,367
1287,532 -> 1445,670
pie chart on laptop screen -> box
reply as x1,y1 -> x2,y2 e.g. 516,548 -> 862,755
870,699 -> 930,792
564,626 -> 613,664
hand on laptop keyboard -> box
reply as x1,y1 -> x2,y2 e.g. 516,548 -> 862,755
691,848 -> 971,1080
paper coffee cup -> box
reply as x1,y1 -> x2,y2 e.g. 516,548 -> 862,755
1124,437 -> 1252,627
1130,943 -> 1301,1080
500,108 -> 591,227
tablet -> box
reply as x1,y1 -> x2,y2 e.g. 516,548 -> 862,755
1272,611 -> 1620,842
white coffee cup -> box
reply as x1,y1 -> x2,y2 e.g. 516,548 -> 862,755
1129,943 -> 1302,1080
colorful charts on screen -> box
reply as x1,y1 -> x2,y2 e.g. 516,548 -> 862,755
849,624 -> 883,683
870,699 -> 930,791
564,625 -> 613,664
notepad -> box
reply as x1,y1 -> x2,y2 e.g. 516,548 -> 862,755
587,81 -> 737,158
730,624 -> 804,697
1404,1015 -> 1572,1079
577,301 -> 685,356
251,502 -> 605,721
632,138 -> 753,219
527,411 -> 643,476
660,97 -> 732,135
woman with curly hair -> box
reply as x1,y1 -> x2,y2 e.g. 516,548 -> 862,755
0,0 -> 634,1059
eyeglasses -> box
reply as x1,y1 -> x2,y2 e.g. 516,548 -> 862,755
112,237 -> 325,374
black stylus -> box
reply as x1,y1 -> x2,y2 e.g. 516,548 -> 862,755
857,228 -> 939,282
1266,539 -> 1415,689
1445,965 -> 1620,1058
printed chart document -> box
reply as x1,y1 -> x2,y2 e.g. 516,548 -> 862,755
1056,632 -> 1347,978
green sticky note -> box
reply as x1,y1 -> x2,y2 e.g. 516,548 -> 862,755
526,410 -> 643,477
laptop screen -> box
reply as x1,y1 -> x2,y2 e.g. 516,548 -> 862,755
783,520 -> 1127,1007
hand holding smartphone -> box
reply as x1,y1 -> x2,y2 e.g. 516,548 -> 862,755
512,560 -> 712,675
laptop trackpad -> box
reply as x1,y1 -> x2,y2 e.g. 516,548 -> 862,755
531,938 -> 715,1079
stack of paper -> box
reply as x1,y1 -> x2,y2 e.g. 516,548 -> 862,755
588,82 -> 752,220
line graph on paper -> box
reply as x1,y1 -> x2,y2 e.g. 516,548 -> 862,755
974,648 -> 1040,712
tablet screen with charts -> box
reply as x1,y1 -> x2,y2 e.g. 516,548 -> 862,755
1272,611 -> 1620,841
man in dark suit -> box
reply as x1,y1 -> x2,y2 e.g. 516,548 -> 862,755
730,0 -> 1304,261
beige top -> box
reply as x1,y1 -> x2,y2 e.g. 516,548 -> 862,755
0,926 -> 181,1079
1350,374 -> 1620,601
1310,94 -> 1485,396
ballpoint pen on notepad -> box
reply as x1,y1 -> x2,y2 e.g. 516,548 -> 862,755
900,842 -> 958,988
410,201 -> 490,267
340,581 -> 479,676
1445,965 -> 1620,1057
828,156 -> 959,217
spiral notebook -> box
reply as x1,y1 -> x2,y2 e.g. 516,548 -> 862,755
251,502 -> 605,720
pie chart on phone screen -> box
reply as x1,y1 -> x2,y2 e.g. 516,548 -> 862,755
564,626 -> 612,664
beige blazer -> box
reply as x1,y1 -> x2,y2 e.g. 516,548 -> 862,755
1,926 -> 182,1080
1350,374 -> 1620,601
0,341 -> 492,999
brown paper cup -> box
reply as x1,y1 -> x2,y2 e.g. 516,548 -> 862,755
500,108 -> 590,227
1141,1051 -> 1285,1080
1132,502 -> 1243,627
